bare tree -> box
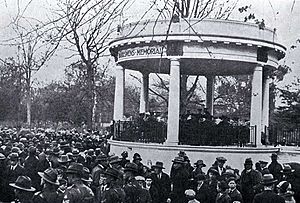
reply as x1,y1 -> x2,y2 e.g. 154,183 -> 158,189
1,1 -> 61,127
153,0 -> 239,20
49,0 -> 130,129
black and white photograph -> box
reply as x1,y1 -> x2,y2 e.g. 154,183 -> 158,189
0,0 -> 299,202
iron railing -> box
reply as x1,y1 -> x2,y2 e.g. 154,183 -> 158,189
112,120 -> 256,146
113,120 -> 167,143
269,126 -> 300,146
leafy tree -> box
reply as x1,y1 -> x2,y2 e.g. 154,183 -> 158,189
274,77 -> 300,128
214,75 -> 252,119
0,58 -> 25,123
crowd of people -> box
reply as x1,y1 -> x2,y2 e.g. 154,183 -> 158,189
0,127 -> 300,203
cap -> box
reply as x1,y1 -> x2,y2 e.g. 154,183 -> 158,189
135,176 -> 145,181
185,189 -> 196,197
216,157 -> 227,162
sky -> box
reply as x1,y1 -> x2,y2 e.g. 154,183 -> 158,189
0,0 -> 299,88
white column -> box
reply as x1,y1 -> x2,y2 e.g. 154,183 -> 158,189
262,76 -> 271,143
113,65 -> 125,121
166,58 -> 180,145
206,75 -> 215,116
250,64 -> 263,146
139,73 -> 149,113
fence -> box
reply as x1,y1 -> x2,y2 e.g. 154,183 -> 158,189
269,126 -> 300,146
113,120 -> 167,143
113,120 -> 256,146
179,122 -> 254,147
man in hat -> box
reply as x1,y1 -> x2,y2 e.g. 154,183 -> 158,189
192,160 -> 206,179
99,138 -> 110,156
24,146 -> 40,190
268,153 -> 283,182
81,167 -> 93,187
169,156 -> 190,203
57,154 -> 71,181
101,167 -> 126,203
0,153 -> 7,201
150,161 -> 171,203
33,168 -> 63,203
240,158 -> 262,203
253,174 -> 285,203
85,149 -> 96,171
9,175 -> 36,203
3,152 -> 25,202
63,163 -> 94,203
50,147 -> 61,169
91,154 -> 108,193
37,149 -> 51,173
211,157 -> 227,179
71,148 -> 85,164
123,162 -> 143,203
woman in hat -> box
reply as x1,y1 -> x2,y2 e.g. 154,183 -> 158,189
169,156 -> 190,203
9,175 -> 36,203
192,160 -> 206,179
207,168 -> 219,203
280,164 -> 299,203
276,181 -> 296,203
132,153 -> 144,176
33,168 -> 63,203
281,164 -> 295,182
